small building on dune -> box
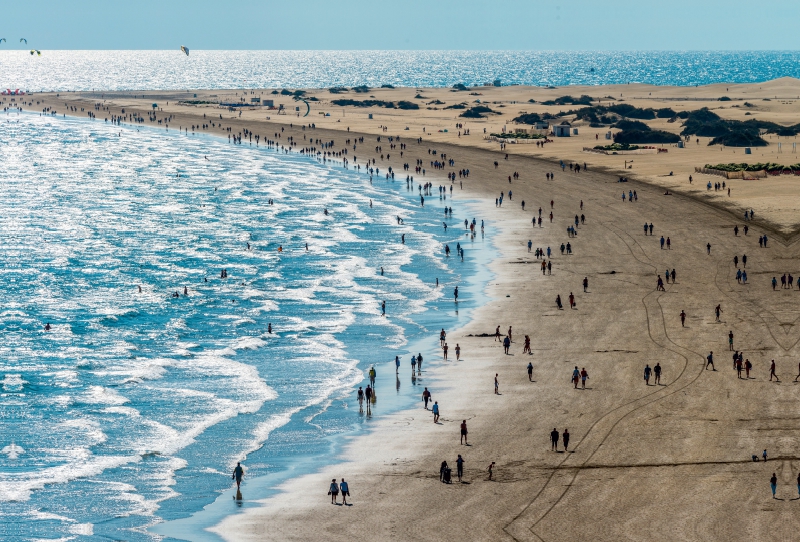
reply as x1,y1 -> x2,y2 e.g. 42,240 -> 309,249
553,122 -> 571,137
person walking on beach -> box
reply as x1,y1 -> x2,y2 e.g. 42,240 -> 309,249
745,359 -> 752,378
369,365 -> 376,387
455,344 -> 461,360
715,304 -> 722,322
729,330 -> 734,351
432,401 -> 440,423
770,359 -> 780,382
528,362 -> 534,381
357,386 -> 364,409
680,310 -> 686,327
644,364 -> 652,385
706,351 -> 715,370
494,373 -> 499,394
440,328 -> 446,346
583,277 -> 588,293
522,335 -> 531,354
422,387 -> 431,409
572,366 -> 580,389
232,462 -> 244,490
329,479 -> 340,504
460,420 -> 468,445
495,326 -> 501,341
417,352 -> 423,372
339,478 -> 350,505
771,473 -> 778,499
443,343 -> 449,360
654,363 -> 662,385
456,454 -> 464,482
580,368 -> 588,389
550,428 -> 560,451
562,429 -> 570,451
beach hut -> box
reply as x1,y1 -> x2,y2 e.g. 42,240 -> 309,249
554,122 -> 571,137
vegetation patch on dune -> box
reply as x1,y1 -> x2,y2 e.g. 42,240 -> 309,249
331,99 -> 394,108
594,143 -> 641,151
680,107 -> 800,146
541,95 -> 593,106
705,162 -> 795,172
511,112 -> 558,124
614,129 -> 680,145
460,105 -> 497,118
490,132 -> 545,140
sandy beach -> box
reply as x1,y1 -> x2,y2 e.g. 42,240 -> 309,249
12,79 -> 800,540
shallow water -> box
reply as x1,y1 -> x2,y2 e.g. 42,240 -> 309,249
0,112 -> 490,540
2,50 -> 800,91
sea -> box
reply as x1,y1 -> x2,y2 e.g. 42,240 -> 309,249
1,50 -> 800,91
0,110 -> 493,540
0,49 -> 795,542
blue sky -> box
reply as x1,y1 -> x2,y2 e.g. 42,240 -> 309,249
3,0 -> 800,50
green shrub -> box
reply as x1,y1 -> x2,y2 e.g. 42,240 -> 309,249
656,107 -> 677,118
490,132 -> 544,140
352,85 -> 370,93
718,96 -> 732,101
380,84 -> 394,89
445,103 -> 467,110
705,162 -> 782,172
397,101 -> 419,110
329,87 -> 349,94
595,143 -> 641,151
452,83 -> 469,91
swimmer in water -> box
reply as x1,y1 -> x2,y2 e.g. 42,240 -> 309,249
183,286 -> 188,296
268,323 -> 272,333
278,246 -> 283,252
305,243 -> 309,251
44,323 -> 51,331
324,209 -> 329,216
138,285 -> 142,293
247,242 -> 250,250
